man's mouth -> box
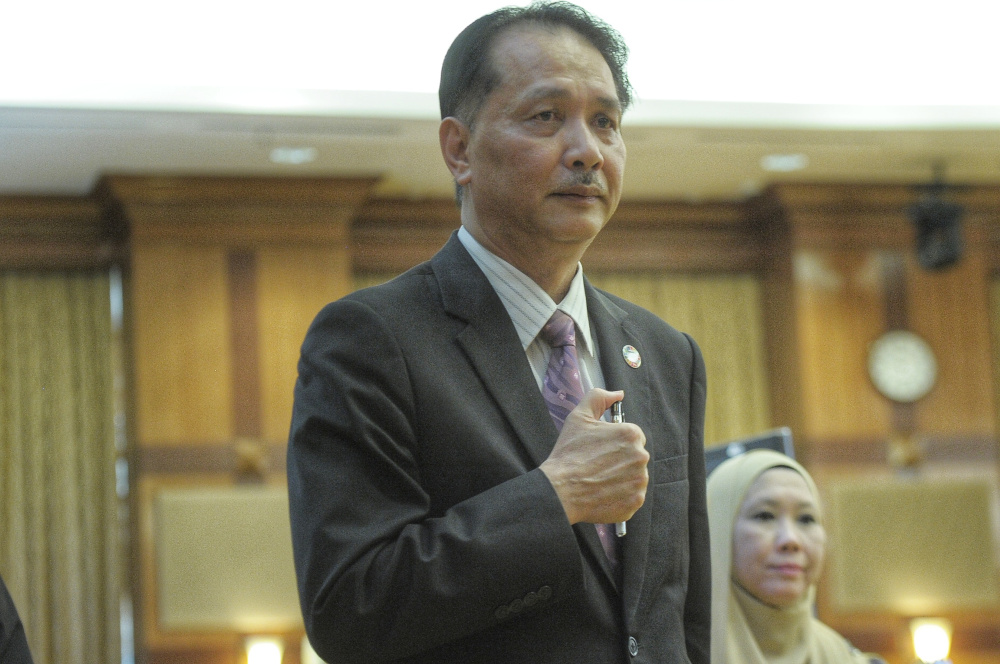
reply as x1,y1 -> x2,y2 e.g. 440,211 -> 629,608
553,186 -> 603,199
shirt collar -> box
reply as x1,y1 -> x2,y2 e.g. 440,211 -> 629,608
458,226 -> 594,354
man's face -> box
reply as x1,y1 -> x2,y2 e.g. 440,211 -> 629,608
458,24 -> 626,262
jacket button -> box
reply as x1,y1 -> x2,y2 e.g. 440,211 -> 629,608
538,585 -> 553,600
494,605 -> 509,621
509,598 -> 524,614
628,636 -> 638,657
523,591 -> 538,607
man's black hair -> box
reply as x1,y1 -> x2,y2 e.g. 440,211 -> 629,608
439,1 -> 633,125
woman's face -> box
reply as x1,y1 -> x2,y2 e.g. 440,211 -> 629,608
732,467 -> 826,608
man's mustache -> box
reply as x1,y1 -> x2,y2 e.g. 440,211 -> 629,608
558,171 -> 605,192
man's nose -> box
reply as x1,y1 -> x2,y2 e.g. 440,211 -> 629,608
563,118 -> 603,171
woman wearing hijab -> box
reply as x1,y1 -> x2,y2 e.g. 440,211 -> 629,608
707,449 -> 885,664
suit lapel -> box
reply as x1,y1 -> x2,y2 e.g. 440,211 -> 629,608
432,235 -> 558,468
586,281 -> 653,619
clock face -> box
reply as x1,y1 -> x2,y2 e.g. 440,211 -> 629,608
867,330 -> 937,403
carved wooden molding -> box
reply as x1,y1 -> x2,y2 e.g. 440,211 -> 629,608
135,441 -> 288,475
99,174 -> 379,205
767,182 -> 1000,212
352,198 -> 460,273
351,197 -> 764,274
99,174 -> 379,247
765,182 -> 1000,257
0,196 -> 126,268
802,434 -> 998,466
592,200 -> 764,272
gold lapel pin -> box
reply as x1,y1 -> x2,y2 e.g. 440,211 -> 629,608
622,345 -> 641,368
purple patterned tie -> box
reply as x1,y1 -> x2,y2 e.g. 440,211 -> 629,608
540,310 -> 619,570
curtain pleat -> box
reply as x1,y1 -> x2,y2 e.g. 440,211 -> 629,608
0,270 -> 121,664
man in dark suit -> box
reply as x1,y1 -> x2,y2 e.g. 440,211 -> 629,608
287,3 -> 710,662
1,575 -> 35,664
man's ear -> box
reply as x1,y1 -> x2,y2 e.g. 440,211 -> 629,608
439,117 -> 473,187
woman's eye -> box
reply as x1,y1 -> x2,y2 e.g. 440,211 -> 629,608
536,111 -> 556,121
752,511 -> 774,521
798,514 -> 817,525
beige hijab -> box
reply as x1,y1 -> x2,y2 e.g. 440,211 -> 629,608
707,450 -> 876,664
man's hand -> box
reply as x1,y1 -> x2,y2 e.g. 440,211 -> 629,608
539,389 -> 649,525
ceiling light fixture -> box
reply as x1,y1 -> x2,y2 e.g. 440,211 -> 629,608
760,153 -> 809,172
269,146 -> 318,165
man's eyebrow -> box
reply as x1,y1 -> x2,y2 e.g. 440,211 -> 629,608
521,86 -> 622,115
596,95 -> 623,115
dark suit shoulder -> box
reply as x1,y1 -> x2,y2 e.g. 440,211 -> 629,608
0,577 -> 34,664
320,262 -> 441,329
348,260 -> 435,302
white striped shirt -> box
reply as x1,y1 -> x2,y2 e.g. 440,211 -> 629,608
457,226 -> 607,395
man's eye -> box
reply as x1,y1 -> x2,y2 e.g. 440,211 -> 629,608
595,115 -> 616,129
798,514 -> 817,525
536,111 -> 556,121
752,511 -> 774,521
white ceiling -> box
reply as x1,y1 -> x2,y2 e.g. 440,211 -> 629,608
3,0 -> 1000,202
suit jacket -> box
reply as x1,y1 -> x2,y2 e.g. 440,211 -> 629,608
288,233 -> 710,664
0,576 -> 34,664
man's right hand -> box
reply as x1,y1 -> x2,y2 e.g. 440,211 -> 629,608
539,388 -> 649,526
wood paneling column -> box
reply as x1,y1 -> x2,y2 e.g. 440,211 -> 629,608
99,174 -> 377,663
102,174 -> 376,452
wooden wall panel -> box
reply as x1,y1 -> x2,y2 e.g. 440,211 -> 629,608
793,249 -> 893,441
993,278 -> 1000,437
8,179 -> 992,664
154,485 -> 299,631
825,475 -> 999,614
131,244 -> 233,445
257,247 -> 352,443
907,249 -> 996,436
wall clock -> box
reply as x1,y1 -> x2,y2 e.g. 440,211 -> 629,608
867,330 -> 937,403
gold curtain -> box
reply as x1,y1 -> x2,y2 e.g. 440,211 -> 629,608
586,272 -> 771,446
355,271 -> 772,445
0,270 -> 121,664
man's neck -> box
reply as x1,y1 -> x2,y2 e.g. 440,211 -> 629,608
461,222 -> 587,302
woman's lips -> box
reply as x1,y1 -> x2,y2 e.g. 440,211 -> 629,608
771,564 -> 804,576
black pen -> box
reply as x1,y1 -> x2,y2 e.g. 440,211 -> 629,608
611,400 -> 626,537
